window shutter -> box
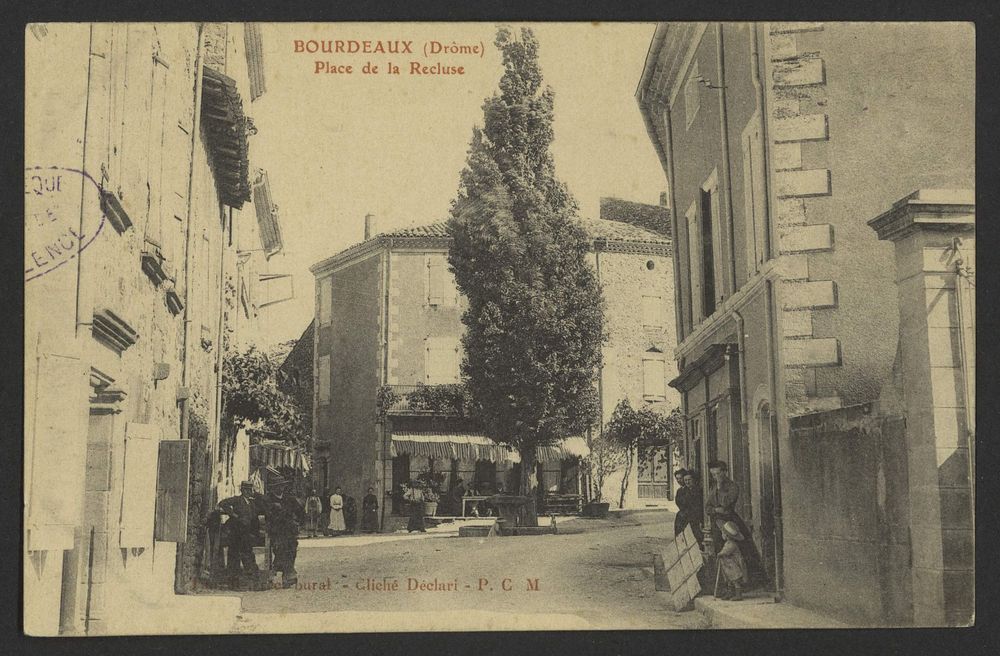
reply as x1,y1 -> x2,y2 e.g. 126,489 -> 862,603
121,25 -> 153,221
428,260 -> 445,306
27,352 -> 89,551
154,440 -> 190,542
120,422 -> 160,549
742,132 -> 759,278
643,358 -> 666,399
318,277 -> 332,326
686,205 -> 702,322
425,337 -> 460,384
751,125 -> 768,268
318,355 -> 331,404
143,49 -> 169,253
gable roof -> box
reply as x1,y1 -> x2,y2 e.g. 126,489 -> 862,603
311,216 -> 671,276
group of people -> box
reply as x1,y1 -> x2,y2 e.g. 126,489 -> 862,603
217,479 -> 304,589
302,486 -> 381,538
671,460 -> 766,601
216,480 -> 381,590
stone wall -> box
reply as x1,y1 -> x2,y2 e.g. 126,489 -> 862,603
594,249 -> 679,508
783,402 -> 911,626
24,22 -> 261,635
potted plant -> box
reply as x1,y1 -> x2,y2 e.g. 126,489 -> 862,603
415,471 -> 445,517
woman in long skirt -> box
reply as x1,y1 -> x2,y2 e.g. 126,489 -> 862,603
361,487 -> 380,533
405,486 -> 426,533
328,486 -> 346,535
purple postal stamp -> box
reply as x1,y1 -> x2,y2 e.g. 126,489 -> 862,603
25,166 -> 106,282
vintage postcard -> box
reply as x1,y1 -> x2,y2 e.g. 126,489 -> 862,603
24,21 -> 974,635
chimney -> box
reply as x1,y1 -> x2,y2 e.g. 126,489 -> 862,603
364,213 -> 376,240
659,191 -> 670,208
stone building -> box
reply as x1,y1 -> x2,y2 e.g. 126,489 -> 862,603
309,208 -> 679,524
24,22 -> 281,635
636,22 -> 973,625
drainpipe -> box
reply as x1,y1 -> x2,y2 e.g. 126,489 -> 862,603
211,206 -> 229,503
716,23 -> 739,297
731,310 -> 749,426
380,241 -> 392,529
74,24 -> 95,338
593,239 -> 605,503
179,23 -> 206,448
763,279 -> 785,599
753,23 -> 775,260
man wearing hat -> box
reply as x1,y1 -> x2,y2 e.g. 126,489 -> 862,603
707,459 -> 765,587
264,477 -> 305,588
218,481 -> 264,587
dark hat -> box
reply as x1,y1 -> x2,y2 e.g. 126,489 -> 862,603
239,481 -> 254,490
674,468 -> 689,477
707,460 -> 729,471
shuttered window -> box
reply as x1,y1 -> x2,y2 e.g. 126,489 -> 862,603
642,356 -> 666,400
425,336 -> 461,384
318,277 -> 332,326
154,440 -> 190,542
26,352 -> 89,551
120,423 -> 160,548
686,202 -> 702,324
427,257 -> 456,306
318,355 -> 331,404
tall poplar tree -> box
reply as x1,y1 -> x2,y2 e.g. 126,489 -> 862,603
447,27 -> 605,524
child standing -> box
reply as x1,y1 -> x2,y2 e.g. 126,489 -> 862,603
716,520 -> 749,600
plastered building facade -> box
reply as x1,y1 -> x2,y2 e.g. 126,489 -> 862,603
636,22 -> 973,625
24,22 -> 280,635
310,212 -> 680,520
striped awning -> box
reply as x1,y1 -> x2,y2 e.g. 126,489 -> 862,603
390,432 -> 590,464
250,440 -> 311,473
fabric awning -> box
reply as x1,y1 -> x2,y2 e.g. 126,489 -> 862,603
250,439 -> 311,473
390,432 -> 590,464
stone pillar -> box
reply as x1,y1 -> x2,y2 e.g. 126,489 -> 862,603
869,189 -> 974,626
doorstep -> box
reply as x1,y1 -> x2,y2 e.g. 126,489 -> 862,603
694,592 -> 849,629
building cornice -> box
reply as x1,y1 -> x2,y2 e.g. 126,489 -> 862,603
868,189 -> 975,242
669,343 -> 736,392
635,23 -> 709,112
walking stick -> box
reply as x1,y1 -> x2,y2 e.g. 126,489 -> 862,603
713,553 -> 722,598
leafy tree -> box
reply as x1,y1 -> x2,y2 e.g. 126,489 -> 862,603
222,345 -> 309,447
584,430 -> 628,504
603,401 -> 683,509
447,27 -> 605,525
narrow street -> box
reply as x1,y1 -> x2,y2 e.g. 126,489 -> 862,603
222,510 -> 708,632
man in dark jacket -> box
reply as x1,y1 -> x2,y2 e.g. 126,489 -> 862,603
264,478 -> 305,588
707,460 -> 765,587
218,481 -> 264,587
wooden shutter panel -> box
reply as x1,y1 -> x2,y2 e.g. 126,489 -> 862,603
686,207 -> 702,322
27,352 -> 89,551
318,355 -> 331,404
428,261 -> 445,305
643,359 -> 666,399
119,422 -> 160,548
154,440 -> 190,542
